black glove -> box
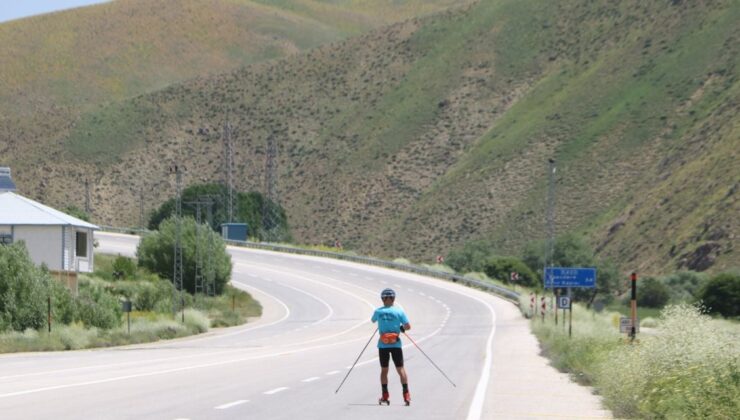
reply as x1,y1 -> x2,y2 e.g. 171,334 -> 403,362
400,325 -> 405,333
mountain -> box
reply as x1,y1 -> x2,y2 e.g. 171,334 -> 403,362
2,0 -> 738,275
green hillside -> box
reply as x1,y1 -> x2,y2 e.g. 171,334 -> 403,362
3,0 -> 738,275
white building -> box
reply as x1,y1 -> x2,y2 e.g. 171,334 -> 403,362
0,168 -> 98,273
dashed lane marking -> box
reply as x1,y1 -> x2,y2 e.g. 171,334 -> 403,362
215,400 -> 249,410
264,387 -> 289,395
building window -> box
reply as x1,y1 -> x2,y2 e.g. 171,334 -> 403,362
76,231 -> 87,257
0,234 -> 11,245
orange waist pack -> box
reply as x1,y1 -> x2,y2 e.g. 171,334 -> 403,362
380,332 -> 399,344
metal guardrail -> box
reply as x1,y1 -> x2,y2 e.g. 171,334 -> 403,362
223,240 -> 521,303
99,226 -> 520,303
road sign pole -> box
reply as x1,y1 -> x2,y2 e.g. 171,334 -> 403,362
554,289 -> 559,325
568,288 -> 573,338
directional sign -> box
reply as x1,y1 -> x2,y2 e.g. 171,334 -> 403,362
544,267 -> 597,288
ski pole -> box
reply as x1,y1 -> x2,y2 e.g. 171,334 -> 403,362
335,328 -> 378,394
403,332 -> 456,387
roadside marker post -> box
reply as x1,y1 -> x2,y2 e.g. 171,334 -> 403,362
530,293 -> 535,318
540,296 -> 546,322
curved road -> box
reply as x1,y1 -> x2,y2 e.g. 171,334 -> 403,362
0,232 -> 610,419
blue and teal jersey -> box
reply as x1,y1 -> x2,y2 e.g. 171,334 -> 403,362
371,305 -> 409,349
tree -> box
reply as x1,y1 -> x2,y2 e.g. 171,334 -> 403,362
482,256 -> 539,288
662,271 -> 706,303
0,243 -> 78,331
698,272 -> 740,318
637,277 -> 670,308
137,217 -> 233,294
446,240 -> 495,273
522,233 -> 619,303
148,183 -> 291,242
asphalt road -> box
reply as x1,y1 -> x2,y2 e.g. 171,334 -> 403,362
0,232 -> 611,419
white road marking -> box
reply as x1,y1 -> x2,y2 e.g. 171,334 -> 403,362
301,377 -> 321,382
215,400 -> 249,409
325,370 -> 341,375
264,387 -> 289,395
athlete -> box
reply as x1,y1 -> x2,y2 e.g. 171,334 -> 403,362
371,288 -> 411,405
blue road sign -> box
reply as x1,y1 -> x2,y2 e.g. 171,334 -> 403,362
545,267 -> 597,288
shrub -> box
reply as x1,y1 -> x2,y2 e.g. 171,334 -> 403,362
137,217 -> 233,295
75,280 -> 122,329
637,277 -> 671,308
0,243 -> 51,331
698,272 -> 740,318
483,255 -> 538,288
597,304 -> 740,418
446,240 -> 494,273
111,255 -> 137,280
662,271 -> 706,303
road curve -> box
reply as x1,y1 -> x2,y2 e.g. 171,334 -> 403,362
0,232 -> 611,419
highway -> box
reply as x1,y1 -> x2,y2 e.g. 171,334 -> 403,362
0,232 -> 611,419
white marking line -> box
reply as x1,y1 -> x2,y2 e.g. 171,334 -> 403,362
264,387 -> 289,395
325,370 -> 341,375
302,377 -> 321,383
215,400 -> 249,410
419,292 -> 426,296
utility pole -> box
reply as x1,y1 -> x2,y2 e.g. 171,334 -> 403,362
84,178 -> 91,214
139,187 -> 145,230
263,133 -> 278,241
546,158 -> 556,324
224,118 -> 234,223
170,164 -> 184,320
206,202 -> 215,296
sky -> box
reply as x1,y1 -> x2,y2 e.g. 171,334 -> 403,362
0,0 -> 111,23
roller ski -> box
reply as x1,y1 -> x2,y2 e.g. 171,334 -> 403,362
378,391 -> 390,405
403,391 -> 411,406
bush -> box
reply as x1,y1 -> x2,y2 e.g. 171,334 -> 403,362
111,255 -> 137,280
0,243 -> 51,331
446,240 -> 494,273
662,271 -> 706,303
698,272 -> 740,318
75,280 -> 122,329
597,304 -> 739,418
483,256 -> 538,288
137,217 -> 233,295
637,277 -> 671,308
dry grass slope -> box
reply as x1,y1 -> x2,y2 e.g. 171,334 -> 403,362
2,0 -> 737,275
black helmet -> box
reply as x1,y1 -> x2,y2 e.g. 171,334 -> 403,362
381,288 -> 396,299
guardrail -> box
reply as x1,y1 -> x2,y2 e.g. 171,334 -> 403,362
99,226 -> 520,303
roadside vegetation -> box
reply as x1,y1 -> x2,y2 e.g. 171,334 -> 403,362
0,234 -> 260,353
440,234 -> 739,418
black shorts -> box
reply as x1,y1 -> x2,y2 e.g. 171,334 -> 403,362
379,347 -> 404,368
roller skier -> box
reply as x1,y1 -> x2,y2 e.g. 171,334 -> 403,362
371,288 -> 411,406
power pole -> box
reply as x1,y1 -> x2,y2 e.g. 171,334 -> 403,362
139,187 -> 145,230
84,178 -> 91,214
224,119 -> 234,223
206,202 -> 215,296
546,158 -> 556,323
263,134 -> 278,241
170,164 -> 184,320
